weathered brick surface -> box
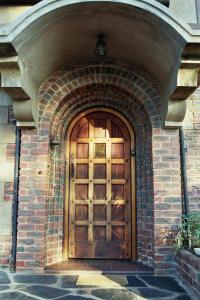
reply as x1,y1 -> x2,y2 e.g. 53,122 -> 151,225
176,250 -> 200,297
183,87 -> 200,212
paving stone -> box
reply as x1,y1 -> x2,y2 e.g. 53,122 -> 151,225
76,289 -> 91,295
0,292 -> 36,300
14,274 -> 57,284
105,275 -> 128,286
0,272 -> 10,284
137,287 -> 172,298
140,276 -> 186,293
127,276 -> 147,287
57,296 -> 92,300
20,285 -> 71,299
60,275 -> 78,288
106,275 -> 146,287
77,275 -> 114,287
0,285 -> 9,291
91,288 -> 137,300
173,295 -> 191,300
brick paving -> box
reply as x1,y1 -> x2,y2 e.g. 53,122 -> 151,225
0,269 -> 193,300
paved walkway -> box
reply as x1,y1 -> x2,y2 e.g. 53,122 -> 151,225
0,269 -> 192,300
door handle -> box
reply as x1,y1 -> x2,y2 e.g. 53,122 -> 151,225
71,162 -> 75,178
71,154 -> 75,178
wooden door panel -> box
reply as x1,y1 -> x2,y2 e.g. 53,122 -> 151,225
94,164 -> 106,179
112,164 -> 124,179
76,164 -> 88,179
69,112 -> 132,259
77,143 -> 89,158
111,143 -> 124,158
94,184 -> 106,200
74,241 -> 129,258
75,184 -> 88,200
93,205 -> 106,221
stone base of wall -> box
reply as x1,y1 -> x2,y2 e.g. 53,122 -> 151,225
176,250 -> 200,298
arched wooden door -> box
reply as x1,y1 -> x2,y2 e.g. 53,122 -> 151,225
67,111 -> 134,259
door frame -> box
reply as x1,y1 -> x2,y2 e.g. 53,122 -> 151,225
63,108 -> 136,260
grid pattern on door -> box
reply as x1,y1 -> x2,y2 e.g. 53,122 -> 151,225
68,112 -> 132,259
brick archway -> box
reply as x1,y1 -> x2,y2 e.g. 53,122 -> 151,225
38,63 -> 159,268
16,63 -> 182,275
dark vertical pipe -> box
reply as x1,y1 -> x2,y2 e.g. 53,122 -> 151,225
179,128 -> 189,215
9,126 -> 21,272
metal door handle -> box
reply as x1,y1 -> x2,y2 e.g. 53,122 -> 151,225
71,154 -> 75,178
71,162 -> 75,178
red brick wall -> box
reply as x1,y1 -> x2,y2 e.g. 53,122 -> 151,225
183,88 -> 200,212
176,250 -> 200,297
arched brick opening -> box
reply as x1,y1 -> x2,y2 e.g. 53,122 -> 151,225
17,62 -> 182,274
37,63 -> 161,268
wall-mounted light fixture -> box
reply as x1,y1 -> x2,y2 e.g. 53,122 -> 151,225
95,34 -> 108,57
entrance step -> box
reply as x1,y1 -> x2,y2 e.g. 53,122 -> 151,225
45,259 -> 154,274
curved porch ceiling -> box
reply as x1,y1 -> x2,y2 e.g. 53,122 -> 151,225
1,0 -> 198,99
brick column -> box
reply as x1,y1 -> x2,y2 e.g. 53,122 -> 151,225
152,128 -> 182,275
16,129 -> 49,270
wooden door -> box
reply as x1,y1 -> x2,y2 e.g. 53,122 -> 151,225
68,112 -> 132,259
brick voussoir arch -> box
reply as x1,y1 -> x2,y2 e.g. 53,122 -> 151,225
50,86 -> 152,142
39,63 -> 161,132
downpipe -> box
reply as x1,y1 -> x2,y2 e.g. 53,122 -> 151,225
179,128 -> 189,215
9,126 -> 21,272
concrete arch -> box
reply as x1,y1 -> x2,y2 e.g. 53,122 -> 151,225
3,0 -> 196,41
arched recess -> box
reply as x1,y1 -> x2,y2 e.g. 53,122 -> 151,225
65,108 -> 136,260
46,96 -> 154,266
37,64 -> 160,267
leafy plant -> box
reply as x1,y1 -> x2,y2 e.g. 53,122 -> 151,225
175,212 -> 200,252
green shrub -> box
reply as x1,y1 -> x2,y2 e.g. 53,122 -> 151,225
175,212 -> 200,252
